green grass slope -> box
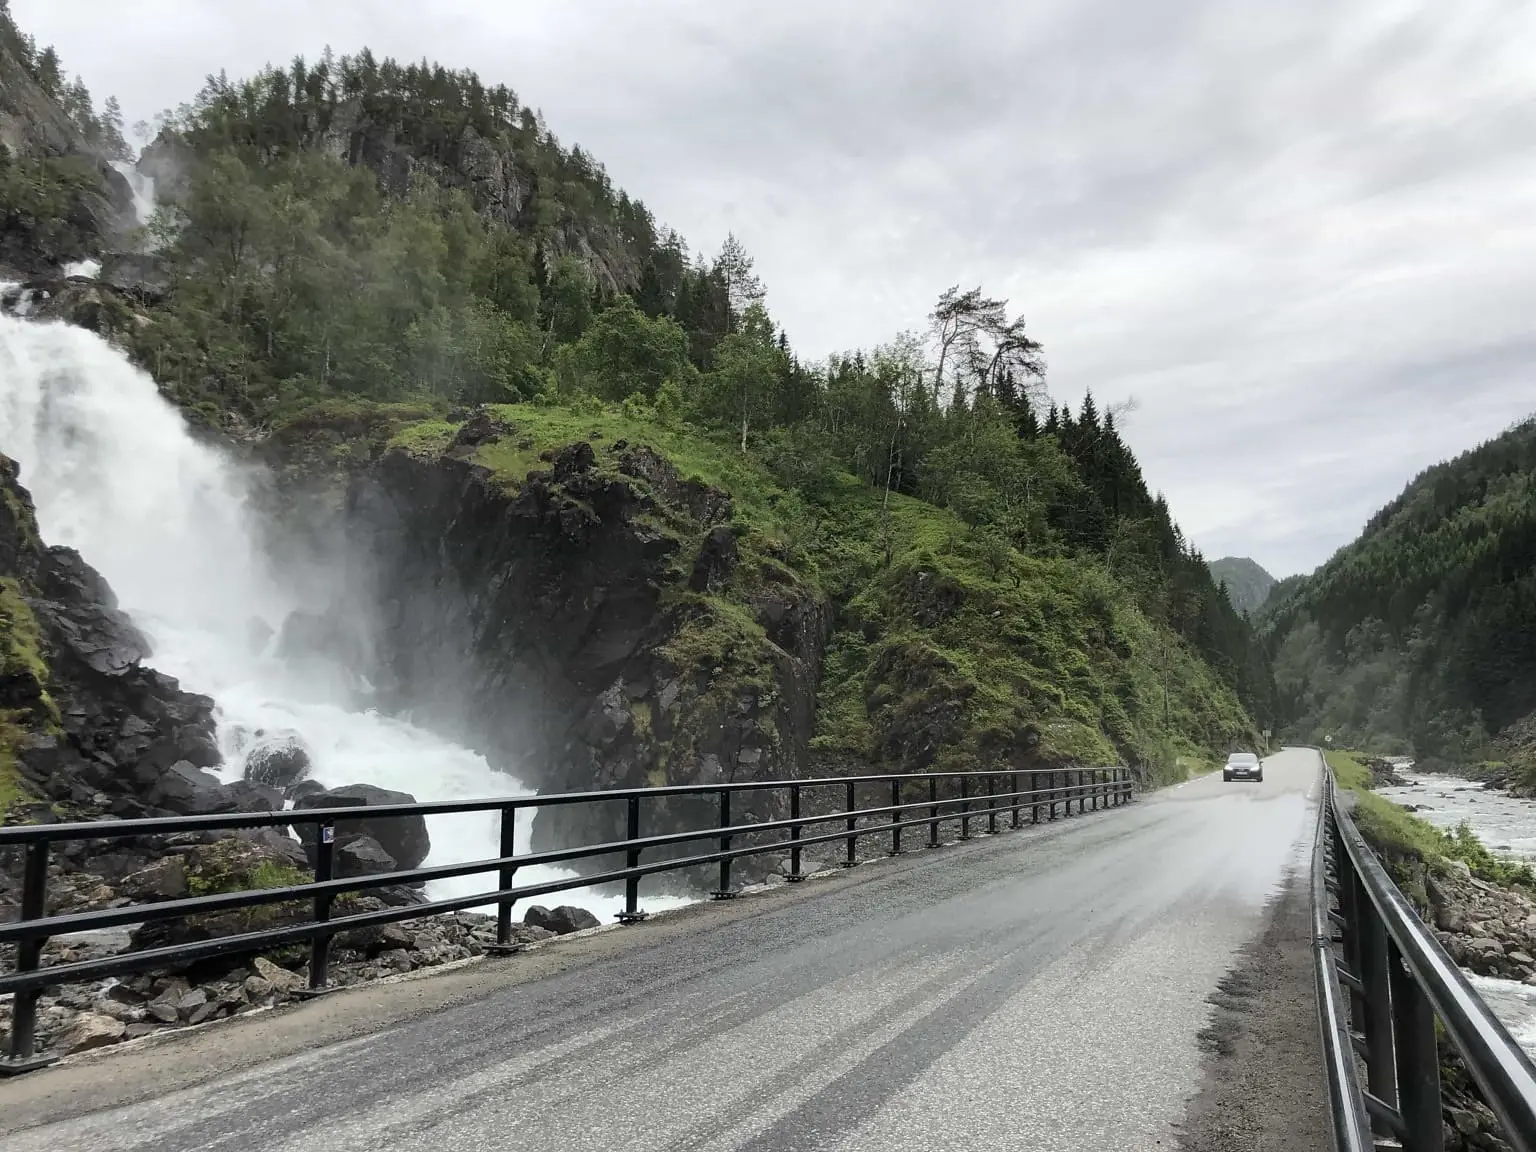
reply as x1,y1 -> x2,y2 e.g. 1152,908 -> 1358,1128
389,401 -> 1256,783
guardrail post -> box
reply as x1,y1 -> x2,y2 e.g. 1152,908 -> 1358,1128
620,795 -> 647,922
1032,771 -> 1041,823
986,775 -> 998,834
1355,874 -> 1398,1125
1389,939 -> 1443,1152
493,802 -> 520,952
889,779 -> 903,855
1077,769 -> 1085,814
843,780 -> 858,867
711,790 -> 736,899
788,784 -> 804,882
928,777 -> 940,847
959,776 -> 972,840
1011,772 -> 1021,828
305,821 -> 335,994
2,840 -> 55,1074
1335,833 -> 1366,1025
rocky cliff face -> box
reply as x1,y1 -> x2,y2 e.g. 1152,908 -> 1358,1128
346,415 -> 830,864
0,454 -> 227,831
0,32 -> 134,273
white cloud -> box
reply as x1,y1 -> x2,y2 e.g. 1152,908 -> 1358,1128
15,0 -> 1536,576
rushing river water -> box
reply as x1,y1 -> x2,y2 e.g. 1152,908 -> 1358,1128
1376,769 -> 1536,1060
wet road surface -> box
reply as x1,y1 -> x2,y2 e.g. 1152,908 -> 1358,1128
0,749 -> 1327,1151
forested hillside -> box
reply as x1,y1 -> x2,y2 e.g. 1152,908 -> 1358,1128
1207,556 -> 1276,615
0,7 -> 1273,778
1265,417 -> 1536,766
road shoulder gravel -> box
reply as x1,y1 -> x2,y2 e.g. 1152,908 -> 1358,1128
1173,869 -> 1332,1152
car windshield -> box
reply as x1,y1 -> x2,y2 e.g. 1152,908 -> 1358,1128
1227,754 -> 1258,765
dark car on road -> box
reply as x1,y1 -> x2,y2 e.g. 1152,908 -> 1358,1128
1223,752 -> 1263,783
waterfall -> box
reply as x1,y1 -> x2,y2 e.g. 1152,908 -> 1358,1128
0,308 -> 689,922
110,159 -> 160,248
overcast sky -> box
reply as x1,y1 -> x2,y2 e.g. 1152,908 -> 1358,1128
15,0 -> 1536,577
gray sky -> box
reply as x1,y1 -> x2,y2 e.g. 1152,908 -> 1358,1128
16,0 -> 1536,577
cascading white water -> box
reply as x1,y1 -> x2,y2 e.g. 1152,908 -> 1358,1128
0,313 -> 691,923
110,160 -> 159,250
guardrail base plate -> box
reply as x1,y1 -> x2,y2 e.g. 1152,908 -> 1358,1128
617,911 -> 649,924
293,986 -> 335,1001
483,942 -> 527,956
0,1053 -> 57,1077
709,891 -> 739,900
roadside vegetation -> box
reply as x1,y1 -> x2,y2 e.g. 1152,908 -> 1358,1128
1326,750 -> 1535,891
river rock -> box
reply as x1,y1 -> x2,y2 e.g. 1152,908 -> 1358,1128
336,835 -> 398,877
148,760 -> 235,814
57,1013 -> 126,1053
119,856 -> 190,901
243,734 -> 312,791
522,905 -> 601,935
293,784 -> 431,870
252,957 -> 306,994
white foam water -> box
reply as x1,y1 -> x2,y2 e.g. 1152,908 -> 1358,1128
110,159 -> 159,248
0,311 -> 691,923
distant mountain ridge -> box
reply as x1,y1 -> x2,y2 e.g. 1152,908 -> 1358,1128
1208,556 -> 1277,615
1262,416 -> 1536,764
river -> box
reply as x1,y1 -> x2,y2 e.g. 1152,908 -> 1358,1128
1376,769 -> 1536,1061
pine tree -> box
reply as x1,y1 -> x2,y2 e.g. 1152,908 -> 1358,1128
101,95 -> 132,160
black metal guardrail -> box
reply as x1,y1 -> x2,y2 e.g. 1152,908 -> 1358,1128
0,765 -> 1132,1074
1311,750 -> 1536,1152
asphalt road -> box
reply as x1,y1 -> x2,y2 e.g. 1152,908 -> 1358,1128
0,748 -> 1328,1151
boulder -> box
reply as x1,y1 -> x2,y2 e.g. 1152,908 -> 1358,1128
57,1013 -> 126,1054
220,780 -> 284,813
522,905 -> 601,936
251,956 -> 305,995
336,835 -> 398,878
243,734 -> 312,792
119,856 -> 190,901
148,760 -> 233,815
292,784 -> 431,870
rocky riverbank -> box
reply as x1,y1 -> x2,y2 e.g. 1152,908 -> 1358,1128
1344,756 -> 1536,1151
1426,863 -> 1536,986
0,900 -> 596,1059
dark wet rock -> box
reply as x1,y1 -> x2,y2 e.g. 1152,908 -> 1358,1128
118,856 -> 190,902
288,779 -> 328,804
689,525 -> 739,593
147,760 -> 232,815
0,455 -> 222,838
220,780 -> 285,813
347,444 -> 829,885
445,407 -> 513,456
523,905 -> 601,936
292,784 -> 431,870
98,252 -> 172,302
336,835 -> 398,878
243,734 -> 312,791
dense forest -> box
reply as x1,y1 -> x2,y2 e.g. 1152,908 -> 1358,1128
1264,417 -> 1536,770
0,6 -> 1274,774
